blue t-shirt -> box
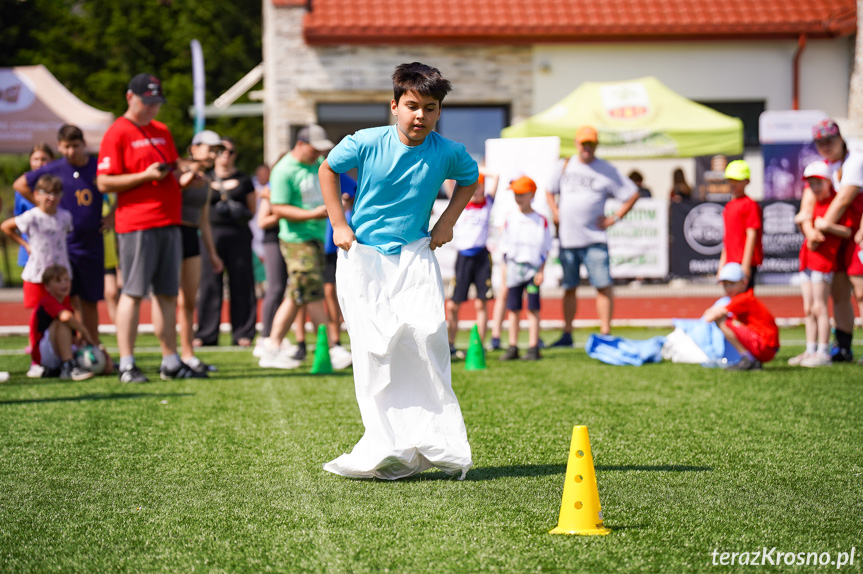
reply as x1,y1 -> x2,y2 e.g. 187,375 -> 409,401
324,173 -> 357,255
25,156 -> 103,258
326,125 -> 478,254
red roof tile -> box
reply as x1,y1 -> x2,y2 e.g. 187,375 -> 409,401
287,0 -> 856,45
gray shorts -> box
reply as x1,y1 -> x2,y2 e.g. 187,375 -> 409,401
118,226 -> 182,298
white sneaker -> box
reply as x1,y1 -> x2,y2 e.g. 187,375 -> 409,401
329,345 -> 353,370
787,351 -> 812,366
258,347 -> 301,370
252,338 -> 268,358
26,364 -> 46,378
800,352 -> 832,368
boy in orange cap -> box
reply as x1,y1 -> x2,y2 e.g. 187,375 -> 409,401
499,176 -> 552,360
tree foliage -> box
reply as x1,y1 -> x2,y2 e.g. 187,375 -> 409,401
1,0 -> 265,173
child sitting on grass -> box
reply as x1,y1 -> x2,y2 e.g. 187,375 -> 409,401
702,263 -> 780,371
790,161 -> 856,367
498,176 -> 552,361
28,264 -> 96,380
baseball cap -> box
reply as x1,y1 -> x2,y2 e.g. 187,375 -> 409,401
191,130 -> 222,146
510,176 -> 537,195
575,126 -> 598,144
724,160 -> 750,181
128,73 -> 166,104
812,118 -> 841,142
802,160 -> 830,181
297,124 -> 334,152
717,262 -> 745,283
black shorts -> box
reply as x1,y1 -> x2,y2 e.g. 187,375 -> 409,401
323,251 -> 338,284
506,279 -> 541,312
181,225 -> 201,260
70,254 -> 105,302
450,248 -> 493,303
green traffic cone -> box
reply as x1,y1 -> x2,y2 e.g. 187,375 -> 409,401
464,324 -> 487,371
310,324 -> 333,374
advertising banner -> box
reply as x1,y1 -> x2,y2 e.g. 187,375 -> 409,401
605,198 -> 669,278
669,200 -> 803,281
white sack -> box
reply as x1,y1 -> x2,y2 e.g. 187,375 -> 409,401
324,238 -> 473,480
661,327 -> 710,364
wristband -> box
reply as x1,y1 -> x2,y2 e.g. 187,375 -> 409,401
611,214 -> 621,223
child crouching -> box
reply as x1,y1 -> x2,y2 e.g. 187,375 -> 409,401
29,265 -> 96,380
702,263 -> 780,371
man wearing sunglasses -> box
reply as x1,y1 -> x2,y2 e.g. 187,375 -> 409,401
96,73 -> 204,383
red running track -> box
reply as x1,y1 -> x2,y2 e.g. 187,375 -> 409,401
0,294 -> 808,327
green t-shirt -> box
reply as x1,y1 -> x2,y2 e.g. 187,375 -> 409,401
269,154 -> 326,243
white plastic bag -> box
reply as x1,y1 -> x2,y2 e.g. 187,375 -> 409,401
324,238 -> 473,480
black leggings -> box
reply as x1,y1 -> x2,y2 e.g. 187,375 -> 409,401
195,225 -> 257,345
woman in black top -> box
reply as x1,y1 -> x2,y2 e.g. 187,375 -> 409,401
194,137 -> 257,347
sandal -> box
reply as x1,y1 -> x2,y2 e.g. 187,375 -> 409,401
237,338 -> 252,347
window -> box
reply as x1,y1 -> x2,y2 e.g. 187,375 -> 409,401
315,103 -> 391,145
436,105 -> 510,159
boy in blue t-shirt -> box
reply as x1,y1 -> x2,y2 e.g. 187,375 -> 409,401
319,62 -> 478,480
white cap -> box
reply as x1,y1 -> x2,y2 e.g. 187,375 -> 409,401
191,130 -> 222,146
802,160 -> 830,181
717,263 -> 745,283
297,124 -> 334,152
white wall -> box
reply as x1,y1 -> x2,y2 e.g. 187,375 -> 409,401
532,40 -> 851,120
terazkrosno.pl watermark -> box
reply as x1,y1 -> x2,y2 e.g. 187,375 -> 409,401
711,547 -> 856,568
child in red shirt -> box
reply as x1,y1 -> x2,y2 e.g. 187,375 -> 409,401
790,161 -> 855,367
29,264 -> 96,380
703,263 -> 780,371
718,160 -> 763,289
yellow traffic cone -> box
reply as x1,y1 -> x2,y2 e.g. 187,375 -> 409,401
549,425 -> 611,535
310,324 -> 333,374
464,325 -> 486,371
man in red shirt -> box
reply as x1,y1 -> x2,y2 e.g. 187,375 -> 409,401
97,73 -> 203,383
718,160 -> 763,290
703,263 -> 780,371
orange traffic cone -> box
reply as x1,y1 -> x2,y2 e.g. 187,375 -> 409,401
549,425 -> 611,535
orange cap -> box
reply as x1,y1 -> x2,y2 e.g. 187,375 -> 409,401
510,176 -> 537,195
575,126 -> 598,144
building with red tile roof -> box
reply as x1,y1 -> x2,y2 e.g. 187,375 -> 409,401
263,0 -> 857,204
281,0 -> 855,44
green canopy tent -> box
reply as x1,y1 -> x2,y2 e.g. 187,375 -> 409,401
501,76 -> 743,159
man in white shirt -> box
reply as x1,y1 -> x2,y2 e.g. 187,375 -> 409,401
545,126 -> 640,345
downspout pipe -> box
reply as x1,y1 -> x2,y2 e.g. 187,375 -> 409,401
793,33 -> 807,110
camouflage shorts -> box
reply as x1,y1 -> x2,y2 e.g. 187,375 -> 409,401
279,240 -> 325,305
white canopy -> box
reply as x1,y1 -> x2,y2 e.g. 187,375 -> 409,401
0,65 -> 114,154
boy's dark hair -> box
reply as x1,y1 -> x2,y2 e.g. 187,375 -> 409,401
35,174 -> 63,194
57,124 -> 84,143
42,264 -> 69,285
392,62 -> 452,104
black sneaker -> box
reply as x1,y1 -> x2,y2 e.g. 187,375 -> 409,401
160,362 -> 209,381
184,358 -> 213,374
549,333 -> 573,348
500,346 -> 520,361
60,359 -> 94,381
523,346 -> 541,361
119,363 -> 150,384
292,343 -> 307,361
831,347 -> 854,363
724,356 -> 763,371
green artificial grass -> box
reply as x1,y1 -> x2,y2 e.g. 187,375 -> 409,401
0,329 -> 861,573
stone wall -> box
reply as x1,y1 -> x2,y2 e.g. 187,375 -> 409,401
264,5 -> 532,164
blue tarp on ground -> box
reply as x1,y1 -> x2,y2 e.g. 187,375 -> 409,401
585,334 -> 666,366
